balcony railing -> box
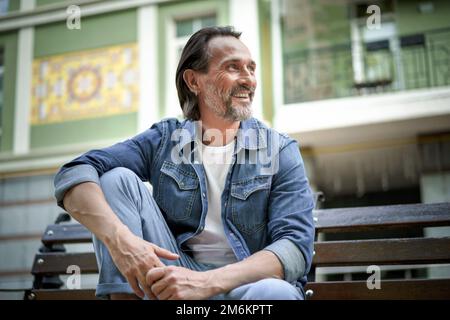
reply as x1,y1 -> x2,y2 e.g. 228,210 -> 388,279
283,27 -> 450,104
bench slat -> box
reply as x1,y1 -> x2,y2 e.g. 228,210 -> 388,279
314,202 -> 450,232
42,203 -> 450,245
42,223 -> 92,246
27,279 -> 450,300
305,279 -> 450,299
313,237 -> 450,266
26,289 -> 97,300
31,252 -> 98,275
32,237 -> 450,274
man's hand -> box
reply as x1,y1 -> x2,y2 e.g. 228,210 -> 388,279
107,229 -> 179,299
146,266 -> 220,300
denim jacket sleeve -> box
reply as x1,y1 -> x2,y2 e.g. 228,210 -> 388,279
54,122 -> 164,209
263,139 -> 315,283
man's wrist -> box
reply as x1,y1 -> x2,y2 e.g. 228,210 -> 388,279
103,222 -> 131,249
205,268 -> 229,296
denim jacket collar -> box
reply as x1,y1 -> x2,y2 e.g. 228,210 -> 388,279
178,118 -> 267,152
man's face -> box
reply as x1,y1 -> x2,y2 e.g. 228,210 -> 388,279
197,36 -> 257,122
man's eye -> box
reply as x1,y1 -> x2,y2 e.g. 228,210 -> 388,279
228,64 -> 239,71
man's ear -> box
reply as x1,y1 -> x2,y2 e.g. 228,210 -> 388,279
183,69 -> 200,95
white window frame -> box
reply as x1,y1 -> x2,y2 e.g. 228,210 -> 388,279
350,12 -> 405,89
164,11 -> 217,119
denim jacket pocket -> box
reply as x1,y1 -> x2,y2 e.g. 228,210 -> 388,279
157,161 -> 200,221
230,175 -> 271,235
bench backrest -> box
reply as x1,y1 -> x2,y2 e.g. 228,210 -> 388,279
307,202 -> 450,299
25,202 -> 450,300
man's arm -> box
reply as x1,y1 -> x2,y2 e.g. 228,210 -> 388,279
63,181 -> 179,299
210,250 -> 283,292
54,124 -> 174,299
146,250 -> 282,300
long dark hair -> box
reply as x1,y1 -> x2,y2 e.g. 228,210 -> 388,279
175,26 -> 242,120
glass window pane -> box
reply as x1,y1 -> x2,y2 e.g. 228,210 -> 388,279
176,19 -> 194,38
201,16 -> 216,28
0,0 -> 8,15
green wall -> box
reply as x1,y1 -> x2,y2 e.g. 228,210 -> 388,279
36,0 -> 71,6
0,32 -> 18,152
157,0 -> 229,118
396,0 -> 450,35
34,9 -> 137,57
9,0 -> 78,11
30,113 -> 137,148
8,0 -> 20,12
31,9 -> 138,149
35,0 -> 98,7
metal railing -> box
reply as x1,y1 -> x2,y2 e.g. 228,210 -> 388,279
283,27 -> 450,104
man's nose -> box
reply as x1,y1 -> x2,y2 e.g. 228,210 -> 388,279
237,72 -> 257,89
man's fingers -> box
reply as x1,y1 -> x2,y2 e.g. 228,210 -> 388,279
127,276 -> 144,299
157,286 -> 174,300
153,245 -> 179,260
146,267 -> 166,288
146,267 -> 166,283
153,257 -> 165,268
137,272 -> 155,300
151,277 -> 169,296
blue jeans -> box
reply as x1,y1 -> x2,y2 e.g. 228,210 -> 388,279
92,167 -> 303,300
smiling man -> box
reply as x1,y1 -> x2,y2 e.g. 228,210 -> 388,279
54,26 -> 315,300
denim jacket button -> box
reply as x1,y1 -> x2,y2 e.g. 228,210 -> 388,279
202,193 -> 206,198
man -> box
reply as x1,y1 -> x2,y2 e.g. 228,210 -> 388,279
54,26 -> 315,300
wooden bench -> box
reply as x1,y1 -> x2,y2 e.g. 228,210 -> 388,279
24,202 -> 450,300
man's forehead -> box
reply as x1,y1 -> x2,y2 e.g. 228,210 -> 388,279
207,36 -> 253,62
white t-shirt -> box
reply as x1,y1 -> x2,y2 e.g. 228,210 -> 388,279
185,138 -> 238,267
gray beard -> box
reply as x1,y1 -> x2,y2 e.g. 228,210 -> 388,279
204,83 -> 253,122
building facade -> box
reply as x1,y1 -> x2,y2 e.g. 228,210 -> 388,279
0,0 -> 449,297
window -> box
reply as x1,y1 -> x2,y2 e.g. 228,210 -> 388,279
174,15 -> 217,71
281,0 -> 356,103
0,0 -> 8,16
351,1 -> 398,91
165,14 -> 217,118
280,0 -> 400,103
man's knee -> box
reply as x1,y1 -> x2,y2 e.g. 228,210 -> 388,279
242,279 -> 303,300
100,167 -> 138,190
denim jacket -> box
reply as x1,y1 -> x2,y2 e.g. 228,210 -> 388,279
54,117 -> 315,290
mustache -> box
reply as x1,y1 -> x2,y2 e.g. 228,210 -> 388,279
230,85 -> 256,96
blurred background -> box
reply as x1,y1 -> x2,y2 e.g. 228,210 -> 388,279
0,0 -> 449,299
